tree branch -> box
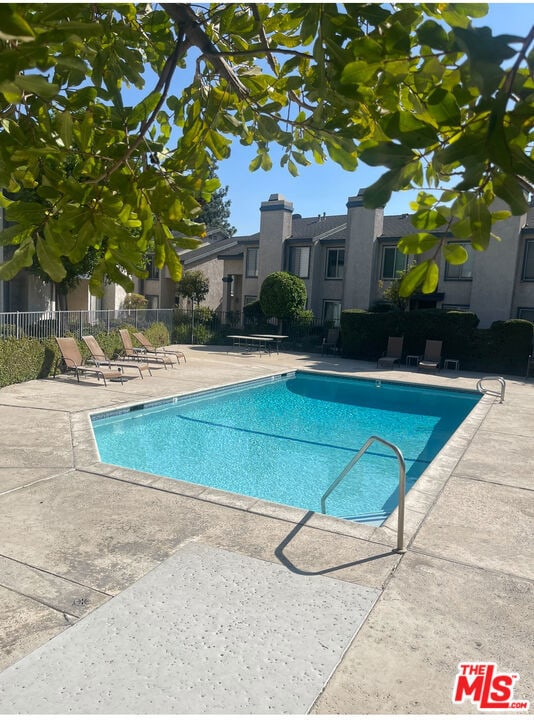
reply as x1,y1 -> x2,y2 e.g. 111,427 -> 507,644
89,39 -> 184,185
161,3 -> 249,99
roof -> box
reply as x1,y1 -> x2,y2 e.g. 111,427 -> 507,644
381,214 -> 417,238
523,205 -> 534,231
290,214 -> 347,240
180,236 -> 238,266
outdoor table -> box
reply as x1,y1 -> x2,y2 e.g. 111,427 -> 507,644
249,334 -> 288,354
227,335 -> 275,356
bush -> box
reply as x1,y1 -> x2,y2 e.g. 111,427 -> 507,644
340,308 -> 532,374
143,321 -> 170,347
0,336 -> 61,388
122,293 -> 148,309
259,271 -> 307,322
172,322 -> 190,344
194,306 -> 217,326
471,320 -> 533,375
0,321 -> 171,388
243,300 -> 265,325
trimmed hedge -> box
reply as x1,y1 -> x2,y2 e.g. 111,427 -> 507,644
0,336 -> 61,388
0,322 -> 172,389
340,309 -> 533,375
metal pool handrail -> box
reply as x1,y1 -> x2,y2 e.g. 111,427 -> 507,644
320,435 -> 406,553
476,376 -> 506,403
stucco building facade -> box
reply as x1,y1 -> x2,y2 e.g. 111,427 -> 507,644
219,191 -> 534,328
2,193 -> 534,328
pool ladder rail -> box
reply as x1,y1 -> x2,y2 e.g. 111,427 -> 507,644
320,435 -> 407,554
476,376 -> 506,403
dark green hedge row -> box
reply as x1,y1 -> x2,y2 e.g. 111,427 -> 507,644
0,322 -> 171,389
340,309 -> 533,376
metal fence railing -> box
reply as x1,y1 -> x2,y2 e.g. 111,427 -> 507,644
0,307 -> 333,351
0,308 -> 175,341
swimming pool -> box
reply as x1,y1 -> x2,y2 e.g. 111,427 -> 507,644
92,371 -> 480,525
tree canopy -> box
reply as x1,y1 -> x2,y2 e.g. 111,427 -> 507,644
0,3 -> 532,298
260,271 -> 307,322
176,269 -> 210,307
196,164 -> 236,237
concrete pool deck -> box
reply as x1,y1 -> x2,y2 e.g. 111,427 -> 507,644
0,346 -> 532,713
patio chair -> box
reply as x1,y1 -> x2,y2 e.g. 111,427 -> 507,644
119,329 -> 174,369
321,328 -> 340,355
133,331 -> 186,364
377,336 -> 404,368
418,340 -> 443,372
82,335 -> 152,379
54,337 -> 124,386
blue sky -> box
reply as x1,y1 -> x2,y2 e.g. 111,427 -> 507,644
203,3 -> 533,235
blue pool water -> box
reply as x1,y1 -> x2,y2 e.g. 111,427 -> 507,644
92,372 -> 480,524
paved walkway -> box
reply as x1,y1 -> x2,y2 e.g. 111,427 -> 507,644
0,346 -> 532,714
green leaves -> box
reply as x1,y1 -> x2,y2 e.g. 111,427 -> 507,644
0,7 -> 35,41
443,243 -> 468,265
398,260 -> 439,297
360,142 -> 415,169
0,2 -> 531,297
36,232 -> 66,282
0,235 -> 34,280
398,233 -> 438,255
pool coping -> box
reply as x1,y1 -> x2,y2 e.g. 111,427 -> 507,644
74,369 -> 497,552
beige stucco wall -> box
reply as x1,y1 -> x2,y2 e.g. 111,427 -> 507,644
257,195 -> 293,288
343,195 -> 384,310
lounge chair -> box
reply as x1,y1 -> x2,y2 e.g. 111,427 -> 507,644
82,335 -> 152,379
321,328 -> 340,355
119,328 -> 174,368
133,331 -> 186,364
418,340 -> 443,372
377,336 -> 403,368
54,337 -> 124,386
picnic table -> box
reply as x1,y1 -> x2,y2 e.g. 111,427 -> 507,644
227,335 -> 275,356
249,334 -> 288,354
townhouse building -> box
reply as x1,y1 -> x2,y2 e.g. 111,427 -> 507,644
2,190 -> 534,329
219,191 -> 534,328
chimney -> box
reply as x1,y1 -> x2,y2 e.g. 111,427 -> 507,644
258,193 -> 294,286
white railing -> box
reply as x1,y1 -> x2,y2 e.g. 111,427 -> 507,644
321,435 -> 407,553
476,376 -> 506,403
0,308 -> 174,341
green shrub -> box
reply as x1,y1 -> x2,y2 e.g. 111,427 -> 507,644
144,321 -> 170,347
172,322 -> 191,344
0,320 -> 174,388
472,320 -> 533,374
0,336 -> 61,388
340,308 -> 532,374
194,306 -> 217,326
243,300 -> 265,324
122,293 -> 148,309
259,271 -> 307,323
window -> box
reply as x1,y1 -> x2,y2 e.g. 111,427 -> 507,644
325,248 -> 344,279
323,300 -> 341,327
244,295 -> 257,306
381,246 -> 407,280
442,303 -> 470,312
146,255 -> 160,280
245,247 -> 258,278
145,294 -> 159,309
518,307 -> 534,323
522,239 -> 534,281
445,244 -> 474,280
288,246 -> 310,278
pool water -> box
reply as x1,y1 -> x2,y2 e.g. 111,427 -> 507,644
92,372 -> 480,524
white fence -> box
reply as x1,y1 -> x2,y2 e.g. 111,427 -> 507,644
0,309 -> 175,341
